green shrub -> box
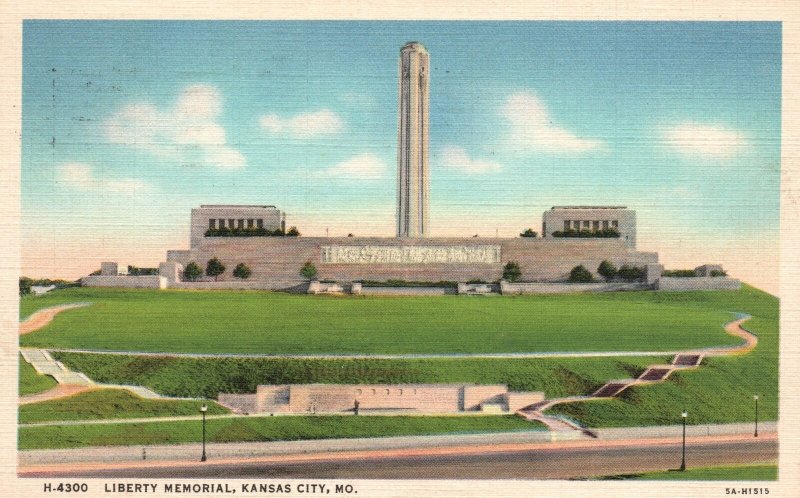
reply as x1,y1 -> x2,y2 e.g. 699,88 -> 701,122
569,265 -> 594,282
502,261 -> 522,282
617,265 -> 645,281
597,260 -> 617,281
183,262 -> 202,282
710,270 -> 728,277
519,228 -> 538,238
206,258 -> 226,281
286,226 -> 300,237
662,269 -> 697,277
233,263 -> 252,280
552,228 -> 620,238
300,261 -> 317,280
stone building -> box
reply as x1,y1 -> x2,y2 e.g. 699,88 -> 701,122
189,205 -> 285,248
542,206 -> 637,248
397,42 -> 430,238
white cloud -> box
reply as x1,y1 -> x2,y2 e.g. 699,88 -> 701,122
104,84 -> 245,170
259,109 -> 344,138
316,153 -> 386,180
58,162 -> 152,195
439,146 -> 502,174
501,92 -> 605,153
662,122 -> 748,157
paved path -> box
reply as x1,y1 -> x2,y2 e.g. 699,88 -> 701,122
19,432 -> 777,479
517,314 -> 759,431
19,385 -> 95,406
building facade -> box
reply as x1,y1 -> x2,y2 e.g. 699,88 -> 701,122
397,42 -> 430,238
542,206 -> 636,248
189,205 -> 285,248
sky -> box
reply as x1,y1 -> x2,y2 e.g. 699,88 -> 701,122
21,21 -> 782,294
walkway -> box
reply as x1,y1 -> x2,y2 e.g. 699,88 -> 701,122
19,302 -> 92,335
516,314 -> 758,433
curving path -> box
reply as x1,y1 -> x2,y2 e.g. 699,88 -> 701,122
19,302 -> 92,335
517,314 -> 758,433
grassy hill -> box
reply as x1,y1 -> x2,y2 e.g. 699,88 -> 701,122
21,287 -> 741,354
19,355 -> 57,396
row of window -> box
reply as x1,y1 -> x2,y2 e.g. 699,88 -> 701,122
209,218 -> 265,229
563,220 -> 619,231
354,388 -> 417,396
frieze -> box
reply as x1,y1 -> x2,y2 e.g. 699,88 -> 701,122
320,245 -> 501,264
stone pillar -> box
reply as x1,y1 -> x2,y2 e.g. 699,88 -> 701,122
308,280 -> 321,294
159,261 -> 184,284
644,264 -> 664,286
351,282 -> 362,295
100,262 -> 118,276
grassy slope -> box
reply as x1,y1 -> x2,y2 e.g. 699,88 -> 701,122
18,415 -> 544,450
20,288 -> 739,354
547,285 -> 778,426
52,353 -> 663,399
19,355 -> 57,396
19,389 -> 228,424
610,464 -> 778,481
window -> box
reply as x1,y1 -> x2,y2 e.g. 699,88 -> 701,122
219,219 -> 226,228
564,220 -> 571,230
602,220 -> 609,229
583,220 -> 590,229
371,389 -> 376,395
209,219 -> 216,229
355,389 -> 362,395
237,219 -> 244,229
399,389 -> 403,395
247,219 -> 254,228
593,221 -> 600,231
612,220 -> 619,228
257,219 -> 263,228
573,220 -> 581,230
228,219 -> 235,228
385,389 -> 390,395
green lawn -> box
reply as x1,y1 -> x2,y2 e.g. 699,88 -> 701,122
603,464 -> 777,481
51,352 -> 662,399
19,355 -> 57,396
20,287 -> 741,354
19,389 -> 228,424
18,415 -> 544,450
547,285 -> 778,427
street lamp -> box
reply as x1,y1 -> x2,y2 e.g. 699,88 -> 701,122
680,410 -> 688,471
200,404 -> 208,462
754,395 -> 759,438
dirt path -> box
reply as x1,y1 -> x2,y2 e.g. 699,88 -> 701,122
19,385 -> 95,405
19,302 -> 92,335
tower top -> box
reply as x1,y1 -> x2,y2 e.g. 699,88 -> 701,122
401,41 -> 427,53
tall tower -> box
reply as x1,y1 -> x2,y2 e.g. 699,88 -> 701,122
397,42 -> 430,238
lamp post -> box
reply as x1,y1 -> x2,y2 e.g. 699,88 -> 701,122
680,410 -> 687,471
754,395 -> 759,437
200,404 -> 207,462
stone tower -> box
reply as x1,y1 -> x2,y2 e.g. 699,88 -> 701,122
397,42 -> 430,238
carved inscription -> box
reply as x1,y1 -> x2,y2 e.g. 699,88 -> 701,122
321,245 -> 501,264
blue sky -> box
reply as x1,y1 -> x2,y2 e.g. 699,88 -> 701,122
21,21 -> 781,292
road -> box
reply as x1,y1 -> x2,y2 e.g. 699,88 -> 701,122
20,434 -> 777,479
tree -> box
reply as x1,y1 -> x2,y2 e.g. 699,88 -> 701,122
233,263 -> 252,280
183,262 -> 202,282
520,228 -> 538,238
617,265 -> 645,282
597,260 -> 617,281
286,226 -> 300,236
206,257 -> 226,281
19,277 -> 32,296
502,261 -> 522,282
300,261 -> 318,280
569,265 -> 594,282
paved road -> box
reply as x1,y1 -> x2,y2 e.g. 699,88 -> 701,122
20,434 -> 777,479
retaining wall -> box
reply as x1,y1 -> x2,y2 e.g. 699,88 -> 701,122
594,421 -> 776,439
167,236 -> 658,284
81,275 -> 167,289
655,277 -> 741,291
359,286 -> 452,296
500,281 -> 648,295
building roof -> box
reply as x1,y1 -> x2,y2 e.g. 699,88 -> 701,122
199,205 -> 278,209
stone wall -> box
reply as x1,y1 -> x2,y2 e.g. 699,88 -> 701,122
655,277 -> 741,291
81,275 -> 167,289
219,383 -> 544,414
500,281 -> 648,295
167,236 -> 658,284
